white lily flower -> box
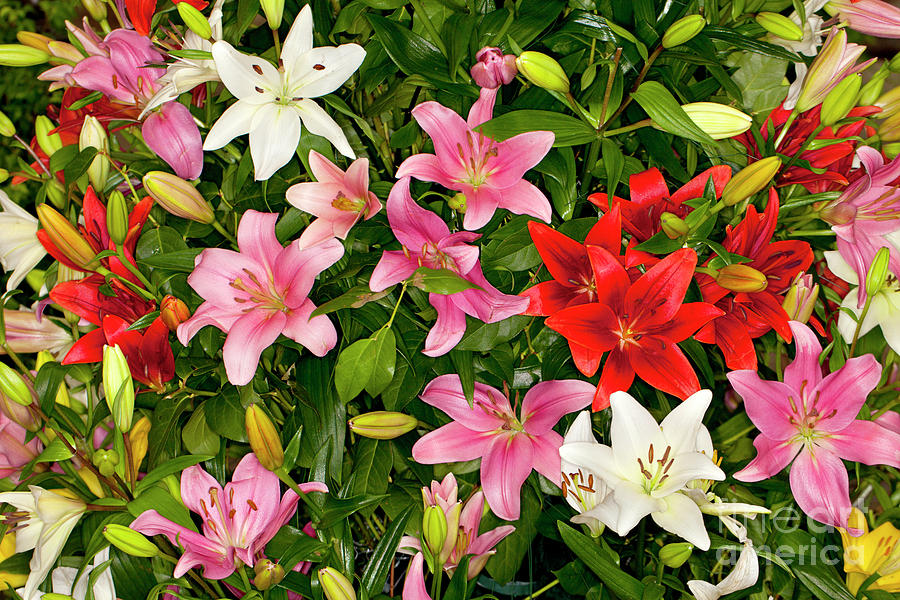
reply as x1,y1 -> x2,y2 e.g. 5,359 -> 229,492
41,547 -> 116,600
559,390 -> 725,550
0,190 -> 46,292
203,4 -> 366,180
0,487 -> 87,600
769,0 -> 829,57
687,517 -> 760,600
560,411 -> 612,536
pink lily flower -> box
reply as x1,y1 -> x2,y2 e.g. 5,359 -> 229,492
828,0 -> 900,39
470,47 -> 517,89
729,321 -> 900,531
131,453 -> 327,579
402,553 -> 432,600
369,178 -> 528,357
0,411 -> 40,482
412,374 -> 595,521
177,210 -> 343,385
790,28 -> 875,113
285,150 -> 382,249
396,88 -> 554,230
69,29 -> 203,179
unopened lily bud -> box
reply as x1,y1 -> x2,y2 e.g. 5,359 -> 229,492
715,264 -> 768,293
820,74 -> 861,127
80,116 -> 109,192
884,142 -> 900,159
16,32 -> 51,53
35,116 -> 62,157
782,273 -> 819,323
42,594 -> 75,600
254,559 -> 286,590
0,363 -> 34,407
423,505 -> 448,559
45,180 -> 66,209
865,246 -> 891,297
516,51 -> 570,94
0,385 -> 38,431
129,416 -> 151,475
890,51 -> 900,73
659,212 -> 689,239
106,191 -> 129,246
447,193 -> 467,213
0,43 -> 49,67
37,204 -> 97,270
103,344 -> 135,433
720,156 -> 781,206
46,41 -> 82,63
0,169 -> 8,184
470,47 -> 517,89
103,524 -> 159,557
659,542 -> 693,568
318,568 -> 356,600
0,111 -> 15,137
880,113 -> 900,143
81,0 -> 107,21
662,15 -> 706,48
348,411 -> 418,440
142,171 -> 215,224
160,295 -> 190,331
178,2 -> 212,39
858,75 -> 886,108
680,102 -> 752,139
756,12 -> 803,41
245,404 -> 284,471
260,0 -> 285,30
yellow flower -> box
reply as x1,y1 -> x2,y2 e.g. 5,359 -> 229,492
839,508 -> 900,593
0,532 -> 28,590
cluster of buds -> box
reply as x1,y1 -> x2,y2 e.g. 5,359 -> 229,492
793,28 -> 873,113
782,273 -> 819,323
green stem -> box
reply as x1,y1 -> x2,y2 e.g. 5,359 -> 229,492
95,265 -> 156,303
773,110 -> 799,150
271,27 -> 281,59
849,294 -> 875,358
599,48 -> 623,127
635,519 -> 646,579
786,229 -> 836,236
603,118 -> 653,137
872,399 -> 898,419
274,467 -> 323,521
528,579 -> 559,599
385,282 -> 409,329
239,565 -> 253,593
211,218 -> 238,246
114,246 -> 157,296
430,566 -> 442,600
598,45 -> 663,136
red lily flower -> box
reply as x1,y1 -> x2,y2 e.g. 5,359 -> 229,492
587,165 -> 731,242
693,190 -> 813,370
545,248 -> 723,410
126,0 -> 209,36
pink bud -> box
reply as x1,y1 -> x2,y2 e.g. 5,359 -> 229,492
470,47 -> 517,89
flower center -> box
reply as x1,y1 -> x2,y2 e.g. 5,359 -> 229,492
614,314 -> 642,348
636,443 -> 674,494
786,384 -> 838,446
561,468 -> 601,511
230,268 -> 289,313
455,130 -> 499,189
331,191 -> 365,213
420,242 -> 457,271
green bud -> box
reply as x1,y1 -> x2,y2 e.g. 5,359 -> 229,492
103,524 -> 159,557
0,110 -> 14,137
0,169 -> 8,185
680,102 -> 752,139
318,568 -> 356,600
35,115 -> 63,157
659,542 -> 693,568
515,51 -> 570,94
177,2 -> 212,40
80,116 -> 109,192
422,505 -> 448,559
721,156 -> 781,206
857,68 -> 888,107
246,404 -> 284,471
81,0 -> 107,21
0,363 -> 34,407
45,179 -> 67,209
260,0 -> 285,30
659,212 -> 689,239
102,344 -> 135,433
889,51 -> 900,73
865,246 -> 891,297
254,559 -> 286,590
756,12 -> 803,41
348,411 -> 418,440
106,190 -> 129,246
884,142 -> 900,159
820,74 -> 862,127
41,594 -> 75,600
142,171 -> 215,223
661,15 -> 706,48
0,43 -> 50,67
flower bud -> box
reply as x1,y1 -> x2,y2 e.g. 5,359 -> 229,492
715,264 -> 768,293
245,404 -> 284,471
35,116 -> 63,157
348,411 -> 418,440
680,102 -> 752,139
0,385 -> 38,431
0,43 -> 50,67
47,41 -> 82,64
515,51 -> 569,94
0,363 -> 34,407
177,2 -> 212,39
160,295 -> 191,331
0,169 -> 8,184
659,542 -> 693,568
103,344 -> 135,433
820,74 -> 861,127
81,0 -> 107,21
659,212 -> 689,239
782,273 -> 819,323
260,0 -> 285,30
42,594 -> 75,600
0,110 -> 15,137
16,32 -> 52,53
106,191 -> 129,246
890,51 -> 900,73
103,524 -> 159,558
720,156 -> 781,206
884,142 -> 900,159
45,180 -> 66,209
318,568 -> 356,600
661,15 -> 706,48
470,47 -> 517,89
756,12 -> 803,41
37,204 -> 98,270
447,193 -> 467,213
865,246 -> 891,297
254,559 -> 286,590
79,116 -> 109,192
142,171 -> 215,224
129,416 -> 151,475
422,505 -> 448,559
880,113 -> 900,143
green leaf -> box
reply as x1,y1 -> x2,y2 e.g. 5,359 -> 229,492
66,90 -> 104,110
365,328 -> 397,398
204,387 -> 247,442
34,360 -> 69,416
63,147 -> 99,184
310,285 -> 393,317
137,249 -> 201,272
334,337 -> 377,403
631,81 -> 715,144
136,453 -> 214,494
704,26 -> 802,62
478,110 -> 598,147
731,52 -> 789,115
535,148 -> 577,220
270,525 -> 330,571
455,315 -> 530,352
47,144 -> 79,174
317,494 -> 388,529
127,485 -> 196,531
632,230 -> 685,254
601,139 -> 625,198
32,437 -> 74,463
485,486 -> 540,583
411,267 -> 480,294
450,348 -> 475,405
558,521 -> 644,600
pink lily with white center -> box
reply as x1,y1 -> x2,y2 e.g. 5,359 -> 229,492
131,453 -> 327,579
412,374 -> 595,521
729,321 -> 900,531
369,178 -> 528,357
177,210 -> 343,386
396,87 -> 554,230
286,150 -> 382,249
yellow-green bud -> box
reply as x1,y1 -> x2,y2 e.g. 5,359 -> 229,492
45,180 -> 67,209
715,264 -> 768,293
81,0 -> 107,21
884,142 -> 900,159
0,363 -> 34,407
756,12 -> 803,41
35,116 -> 63,157
47,41 -> 82,64
103,344 -> 135,433
254,559 -> 286,590
680,102 -> 752,139
865,246 -> 891,297
42,594 -> 75,600
245,404 -> 284,471
260,0 -> 285,30
422,505 -> 448,559
820,74 -> 861,127
103,524 -> 159,557
858,74 -> 886,108
348,411 -> 418,440
142,171 -> 215,224
318,568 -> 357,600
661,15 -> 706,48
36,204 -> 97,269
659,542 -> 693,568
80,116 -> 109,192
93,448 -> 120,477
731,0 -> 745,19
889,51 -> 900,73
720,156 -> 781,206
447,193 -> 467,213
0,110 -> 14,137
106,190 -> 129,246
881,113 -> 900,143
515,51 -> 570,94
0,44 -> 50,67
16,32 -> 52,53
0,169 -> 8,184
782,273 -> 819,324
659,212 -> 689,239
177,2 -> 212,40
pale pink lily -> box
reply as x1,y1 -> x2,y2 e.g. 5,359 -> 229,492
0,411 -> 40,482
402,553 -> 432,600
789,28 -> 875,113
369,178 -> 528,357
0,308 -> 72,357
131,453 -> 327,579
729,321 -> 900,531
412,374 -> 595,521
177,210 -> 343,386
286,150 -> 382,249
828,0 -> 900,39
396,87 -> 554,230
